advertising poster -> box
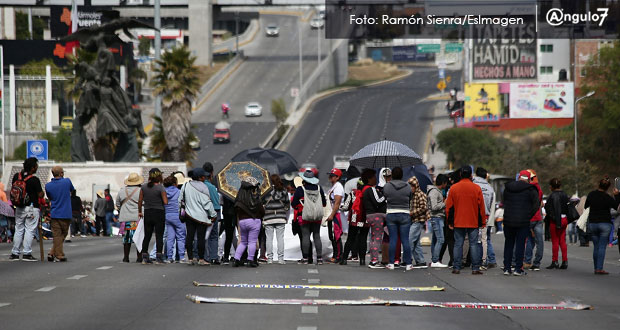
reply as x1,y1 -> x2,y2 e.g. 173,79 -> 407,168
464,83 -> 500,118
509,83 -> 575,118
472,23 -> 537,80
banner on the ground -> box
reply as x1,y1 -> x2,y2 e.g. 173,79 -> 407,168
509,83 -> 575,118
464,83 -> 500,118
472,23 -> 537,80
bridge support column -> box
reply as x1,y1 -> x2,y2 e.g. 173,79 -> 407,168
188,0 -> 213,66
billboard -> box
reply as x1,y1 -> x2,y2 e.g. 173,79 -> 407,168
464,83 -> 500,118
392,46 -> 433,62
509,83 -> 575,118
50,6 -> 111,38
472,23 -> 537,80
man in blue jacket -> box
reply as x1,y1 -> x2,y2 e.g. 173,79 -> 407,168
45,166 -> 75,262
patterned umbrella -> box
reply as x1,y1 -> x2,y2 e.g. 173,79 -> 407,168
0,201 -> 15,217
217,161 -> 272,200
350,140 -> 423,169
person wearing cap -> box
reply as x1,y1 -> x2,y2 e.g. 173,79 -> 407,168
116,172 -> 144,263
138,168 -> 169,264
44,166 -> 75,262
523,169 -> 544,271
501,170 -> 541,276
445,166 -> 486,275
326,168 -> 345,263
94,190 -> 108,237
292,170 -> 327,265
180,168 -> 218,265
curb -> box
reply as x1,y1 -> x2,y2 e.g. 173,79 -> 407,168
213,19 -> 260,55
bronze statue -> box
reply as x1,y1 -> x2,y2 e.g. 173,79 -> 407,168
63,13 -> 156,162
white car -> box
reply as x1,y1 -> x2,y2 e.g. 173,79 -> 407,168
265,25 -> 279,37
244,102 -> 263,117
310,17 -> 324,29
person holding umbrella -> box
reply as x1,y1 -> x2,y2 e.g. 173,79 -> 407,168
292,170 -> 327,265
232,176 -> 265,268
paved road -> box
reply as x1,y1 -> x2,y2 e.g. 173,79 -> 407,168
1,234 -> 619,330
285,67 -> 459,174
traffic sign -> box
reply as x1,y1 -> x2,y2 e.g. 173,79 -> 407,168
27,140 -> 48,161
438,69 -> 445,79
445,43 -> 464,53
417,44 -> 440,53
437,80 -> 446,91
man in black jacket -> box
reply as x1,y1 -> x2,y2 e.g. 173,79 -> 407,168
502,170 -> 540,276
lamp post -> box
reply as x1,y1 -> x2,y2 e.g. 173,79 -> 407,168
574,90 -> 595,196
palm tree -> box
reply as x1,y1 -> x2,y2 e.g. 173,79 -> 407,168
151,46 -> 200,161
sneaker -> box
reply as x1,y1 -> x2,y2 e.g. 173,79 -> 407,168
278,260 -> 286,265
221,258 -> 230,265
368,262 -> 384,269
405,264 -> 414,271
258,257 -> 268,263
316,258 -> 324,265
188,259 -> 196,266
413,262 -> 428,269
210,259 -> 221,265
513,270 -> 527,276
267,259 -> 273,264
496,231 -> 503,235
301,258 -> 309,265
47,255 -> 55,262
22,254 -> 37,262
80,235 -> 87,238
9,254 -> 19,261
503,268 -> 512,276
479,265 -> 488,271
530,265 -> 540,271
386,264 -> 395,270
198,259 -> 209,266
394,261 -> 401,268
430,262 -> 448,268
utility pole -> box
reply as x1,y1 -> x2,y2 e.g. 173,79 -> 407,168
235,12 -> 240,55
574,91 -> 595,196
298,17 -> 303,91
154,0 -> 162,118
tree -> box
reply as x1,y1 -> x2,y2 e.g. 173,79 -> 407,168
11,129 -> 72,162
20,59 -> 64,76
147,116 -> 197,163
271,98 -> 288,125
138,37 -> 151,56
151,46 -> 200,161
15,11 -> 45,40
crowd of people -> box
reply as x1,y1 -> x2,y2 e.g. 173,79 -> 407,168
4,157 -> 620,275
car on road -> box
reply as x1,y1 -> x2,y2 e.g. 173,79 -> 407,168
244,102 -> 263,117
318,10 -> 325,19
265,25 -> 279,37
213,128 -> 230,144
61,116 -> 73,130
189,136 -> 201,150
310,17 -> 324,29
333,155 -> 351,171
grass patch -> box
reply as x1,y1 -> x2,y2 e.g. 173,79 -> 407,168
196,62 -> 229,85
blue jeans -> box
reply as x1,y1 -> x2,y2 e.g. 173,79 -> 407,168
409,222 -> 426,264
486,226 -> 496,264
524,221 -> 544,266
430,217 -> 445,263
385,213 -> 412,265
453,228 -> 481,271
503,225 -> 529,272
589,222 -> 612,271
207,217 -> 220,260
105,212 -> 114,236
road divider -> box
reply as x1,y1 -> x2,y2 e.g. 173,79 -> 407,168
192,282 -> 444,292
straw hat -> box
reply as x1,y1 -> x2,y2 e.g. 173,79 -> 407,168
174,172 -> 190,185
124,172 -> 145,186
293,176 -> 303,188
96,190 -> 105,199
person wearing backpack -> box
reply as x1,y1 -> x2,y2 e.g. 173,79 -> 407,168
262,174 -> 290,264
44,166 -> 75,262
292,170 -> 327,265
9,157 -> 45,261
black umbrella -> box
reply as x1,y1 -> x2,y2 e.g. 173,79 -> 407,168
231,148 -> 299,175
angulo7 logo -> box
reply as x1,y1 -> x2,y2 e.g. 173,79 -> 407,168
546,8 -> 609,27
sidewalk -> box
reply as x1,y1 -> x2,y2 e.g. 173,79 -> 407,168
424,101 -> 453,174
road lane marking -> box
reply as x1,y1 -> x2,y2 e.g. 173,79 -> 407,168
96,266 -> 113,270
297,327 -> 317,330
0,303 -> 11,308
301,306 -> 318,314
307,269 -> 318,274
67,275 -> 88,280
305,290 -> 319,297
35,286 -> 56,292
307,279 -> 320,284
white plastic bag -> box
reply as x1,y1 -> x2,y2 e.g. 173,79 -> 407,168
576,207 -> 589,232
133,218 -> 145,252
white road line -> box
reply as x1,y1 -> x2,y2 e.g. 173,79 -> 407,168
35,286 -> 56,292
96,266 -> 113,270
305,290 -> 320,297
297,327 -> 317,330
0,303 -> 11,308
301,306 -> 318,314
66,275 -> 88,280
307,269 -> 318,274
307,279 -> 320,284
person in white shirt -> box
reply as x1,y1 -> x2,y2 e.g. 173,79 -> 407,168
326,168 -> 345,263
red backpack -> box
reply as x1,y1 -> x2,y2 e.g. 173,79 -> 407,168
351,186 -> 371,219
10,173 -> 33,207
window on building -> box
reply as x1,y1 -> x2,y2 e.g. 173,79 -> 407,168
540,44 -> 554,52
540,66 -> 553,74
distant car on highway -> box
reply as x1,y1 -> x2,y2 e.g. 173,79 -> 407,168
244,102 -> 263,117
318,10 -> 325,19
213,128 -> 230,144
190,136 -> 201,150
265,25 -> 279,37
61,116 -> 73,130
310,17 -> 324,29
333,155 -> 351,171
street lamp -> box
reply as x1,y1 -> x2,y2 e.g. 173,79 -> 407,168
574,90 -> 595,196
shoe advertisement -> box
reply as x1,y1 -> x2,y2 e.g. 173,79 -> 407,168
509,83 -> 575,118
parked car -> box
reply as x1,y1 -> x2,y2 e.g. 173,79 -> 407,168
244,102 -> 263,117
189,136 -> 201,150
310,17 -> 324,29
61,116 -> 73,130
265,25 -> 279,37
332,155 -> 351,171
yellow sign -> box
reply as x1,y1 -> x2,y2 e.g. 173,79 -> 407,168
437,80 -> 446,91
446,76 -> 452,83
464,83 -> 499,118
